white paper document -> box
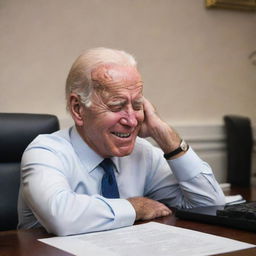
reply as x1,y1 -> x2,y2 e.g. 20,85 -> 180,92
39,222 -> 255,256
225,194 -> 246,205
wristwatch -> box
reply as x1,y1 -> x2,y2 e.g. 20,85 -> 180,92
163,139 -> 189,159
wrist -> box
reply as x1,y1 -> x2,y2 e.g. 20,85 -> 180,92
164,139 -> 189,160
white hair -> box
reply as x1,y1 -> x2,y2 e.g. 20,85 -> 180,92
65,47 -> 137,110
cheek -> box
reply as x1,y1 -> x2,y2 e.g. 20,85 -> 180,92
99,113 -> 123,129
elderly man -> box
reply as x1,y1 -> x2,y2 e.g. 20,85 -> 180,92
18,47 -> 225,236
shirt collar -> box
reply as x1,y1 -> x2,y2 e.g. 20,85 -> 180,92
70,126 -> 120,174
70,126 -> 103,173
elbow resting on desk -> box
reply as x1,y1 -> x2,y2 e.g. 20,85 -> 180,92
177,182 -> 226,208
39,212 -> 116,237
31,195 -> 134,236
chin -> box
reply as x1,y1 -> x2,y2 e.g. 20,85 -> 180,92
111,146 -> 134,157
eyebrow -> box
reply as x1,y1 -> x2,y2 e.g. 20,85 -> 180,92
107,99 -> 127,106
107,97 -> 143,107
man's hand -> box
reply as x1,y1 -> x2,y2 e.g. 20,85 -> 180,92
138,97 -> 163,139
127,197 -> 172,221
139,98 -> 181,155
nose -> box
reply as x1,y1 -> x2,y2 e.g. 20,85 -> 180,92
120,108 -> 138,128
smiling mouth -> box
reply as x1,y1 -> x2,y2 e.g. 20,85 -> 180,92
111,132 -> 131,138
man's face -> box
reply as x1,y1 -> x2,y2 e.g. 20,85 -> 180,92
79,65 -> 144,158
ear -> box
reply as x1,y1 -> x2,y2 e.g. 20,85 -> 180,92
69,93 -> 85,127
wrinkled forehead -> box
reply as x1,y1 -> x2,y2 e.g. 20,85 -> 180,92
91,64 -> 143,92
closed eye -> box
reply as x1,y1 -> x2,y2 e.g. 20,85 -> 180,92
132,98 -> 143,111
107,101 -> 126,112
133,102 -> 143,111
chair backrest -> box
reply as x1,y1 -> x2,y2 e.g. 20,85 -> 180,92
0,113 -> 60,231
224,115 -> 253,187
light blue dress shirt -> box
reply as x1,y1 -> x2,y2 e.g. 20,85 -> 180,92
18,126 -> 225,236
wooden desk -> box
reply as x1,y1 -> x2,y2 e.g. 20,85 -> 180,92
0,186 -> 255,256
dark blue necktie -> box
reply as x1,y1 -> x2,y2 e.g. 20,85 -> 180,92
100,158 -> 120,198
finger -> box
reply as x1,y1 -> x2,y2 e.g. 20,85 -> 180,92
162,209 -> 172,216
142,97 -> 154,113
156,203 -> 172,216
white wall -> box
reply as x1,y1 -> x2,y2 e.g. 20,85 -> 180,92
1,0 -> 255,182
1,0 -> 255,127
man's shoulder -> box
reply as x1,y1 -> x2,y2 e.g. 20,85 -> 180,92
26,127 -> 72,152
21,127 -> 76,175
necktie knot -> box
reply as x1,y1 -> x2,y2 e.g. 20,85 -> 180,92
100,158 -> 114,175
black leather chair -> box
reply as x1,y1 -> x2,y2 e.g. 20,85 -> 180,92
224,115 -> 253,187
0,113 -> 59,231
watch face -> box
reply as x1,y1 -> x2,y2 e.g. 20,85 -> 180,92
180,140 -> 188,151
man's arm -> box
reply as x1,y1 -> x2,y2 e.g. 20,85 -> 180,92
127,98 -> 225,220
126,98 -> 181,221
19,145 -> 135,236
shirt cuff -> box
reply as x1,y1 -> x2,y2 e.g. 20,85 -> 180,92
105,198 -> 136,228
167,147 -> 209,181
